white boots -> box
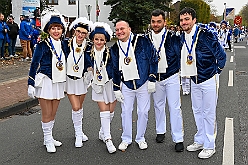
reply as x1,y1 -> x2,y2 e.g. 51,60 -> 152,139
42,120 -> 62,153
72,109 -> 88,148
100,111 -> 116,153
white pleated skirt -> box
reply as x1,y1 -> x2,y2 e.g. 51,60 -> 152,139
35,74 -> 66,100
65,76 -> 88,95
92,79 -> 116,104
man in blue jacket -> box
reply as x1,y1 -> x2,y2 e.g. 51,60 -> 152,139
179,7 -> 226,159
146,9 -> 184,152
19,15 -> 33,61
0,12 -> 10,60
111,20 -> 158,151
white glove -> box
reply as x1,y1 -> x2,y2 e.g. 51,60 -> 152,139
92,84 -> 103,94
114,90 -> 124,103
84,71 -> 93,85
28,85 -> 35,99
148,81 -> 156,93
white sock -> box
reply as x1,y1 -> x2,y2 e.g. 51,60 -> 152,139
41,121 -> 53,144
72,109 -> 83,137
100,111 -> 111,140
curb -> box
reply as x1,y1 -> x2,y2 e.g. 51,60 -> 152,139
0,98 -> 39,119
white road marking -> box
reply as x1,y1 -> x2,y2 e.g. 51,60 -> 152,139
230,56 -> 233,63
222,117 -> 234,165
228,70 -> 233,86
233,46 -> 246,49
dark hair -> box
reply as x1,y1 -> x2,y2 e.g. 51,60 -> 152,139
179,7 -> 196,20
151,9 -> 165,20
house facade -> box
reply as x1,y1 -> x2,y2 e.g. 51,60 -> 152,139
12,0 -> 115,30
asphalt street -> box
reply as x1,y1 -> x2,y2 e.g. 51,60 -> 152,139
0,40 -> 247,165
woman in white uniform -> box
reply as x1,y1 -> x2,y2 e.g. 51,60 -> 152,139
64,17 -> 93,148
27,9 -> 67,153
86,22 -> 116,153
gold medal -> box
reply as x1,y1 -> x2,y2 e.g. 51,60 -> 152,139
186,54 -> 194,65
73,64 -> 79,72
97,73 -> 103,81
75,47 -> 81,53
158,55 -> 161,62
124,57 -> 132,65
56,61 -> 64,71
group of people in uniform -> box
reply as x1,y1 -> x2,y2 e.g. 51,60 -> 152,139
27,7 -> 226,159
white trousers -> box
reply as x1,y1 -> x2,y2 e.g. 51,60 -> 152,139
152,73 -> 184,142
121,82 -> 150,144
191,75 -> 218,149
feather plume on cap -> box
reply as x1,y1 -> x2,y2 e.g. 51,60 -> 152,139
89,22 -> 113,42
69,17 -> 93,32
41,7 -> 66,33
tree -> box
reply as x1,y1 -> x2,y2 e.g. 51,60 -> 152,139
179,0 -> 210,23
0,0 -> 12,18
104,0 -> 173,33
239,2 -> 248,26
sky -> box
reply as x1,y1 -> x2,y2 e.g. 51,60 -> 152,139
172,0 -> 248,15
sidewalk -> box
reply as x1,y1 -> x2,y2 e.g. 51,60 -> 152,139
0,58 -> 38,118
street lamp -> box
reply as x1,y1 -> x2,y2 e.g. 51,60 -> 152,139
85,4 -> 92,21
224,3 -> 226,21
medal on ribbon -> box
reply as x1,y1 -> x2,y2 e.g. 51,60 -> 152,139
184,27 -> 198,65
154,30 -> 167,62
94,54 -> 104,82
73,64 -> 79,72
72,44 -> 83,72
124,56 -> 132,65
118,35 -> 132,65
49,37 -> 63,71
56,61 -> 64,71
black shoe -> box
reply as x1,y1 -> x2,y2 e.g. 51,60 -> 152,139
156,134 -> 165,143
175,142 -> 184,152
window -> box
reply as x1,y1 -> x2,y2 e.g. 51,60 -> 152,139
68,0 -> 76,5
47,0 -> 58,5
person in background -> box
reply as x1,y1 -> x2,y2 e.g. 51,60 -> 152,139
7,15 -> 19,58
111,20 -> 158,151
179,7 -> 226,159
218,20 -> 228,49
0,12 -> 9,60
86,22 -> 117,154
233,25 -> 239,43
63,17 -> 93,148
19,15 -> 33,61
30,26 -> 41,54
226,25 -> 232,51
27,9 -> 67,153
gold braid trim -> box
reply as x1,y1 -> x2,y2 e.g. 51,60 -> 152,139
29,76 -> 35,81
113,83 -> 120,88
149,74 -> 156,78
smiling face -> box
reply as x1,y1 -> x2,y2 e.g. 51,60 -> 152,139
115,21 -> 131,42
180,13 -> 196,34
48,24 -> 63,40
75,27 -> 88,44
151,14 -> 166,34
93,33 -> 106,51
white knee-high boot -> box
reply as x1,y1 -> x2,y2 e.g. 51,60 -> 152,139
100,111 -> 116,153
99,112 -> 114,141
50,120 -> 62,146
42,121 -> 56,153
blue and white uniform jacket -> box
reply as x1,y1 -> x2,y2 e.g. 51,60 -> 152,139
111,34 -> 158,91
180,26 -> 226,84
85,44 -> 113,80
28,38 -> 68,87
146,31 -> 181,81
63,39 -> 92,78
